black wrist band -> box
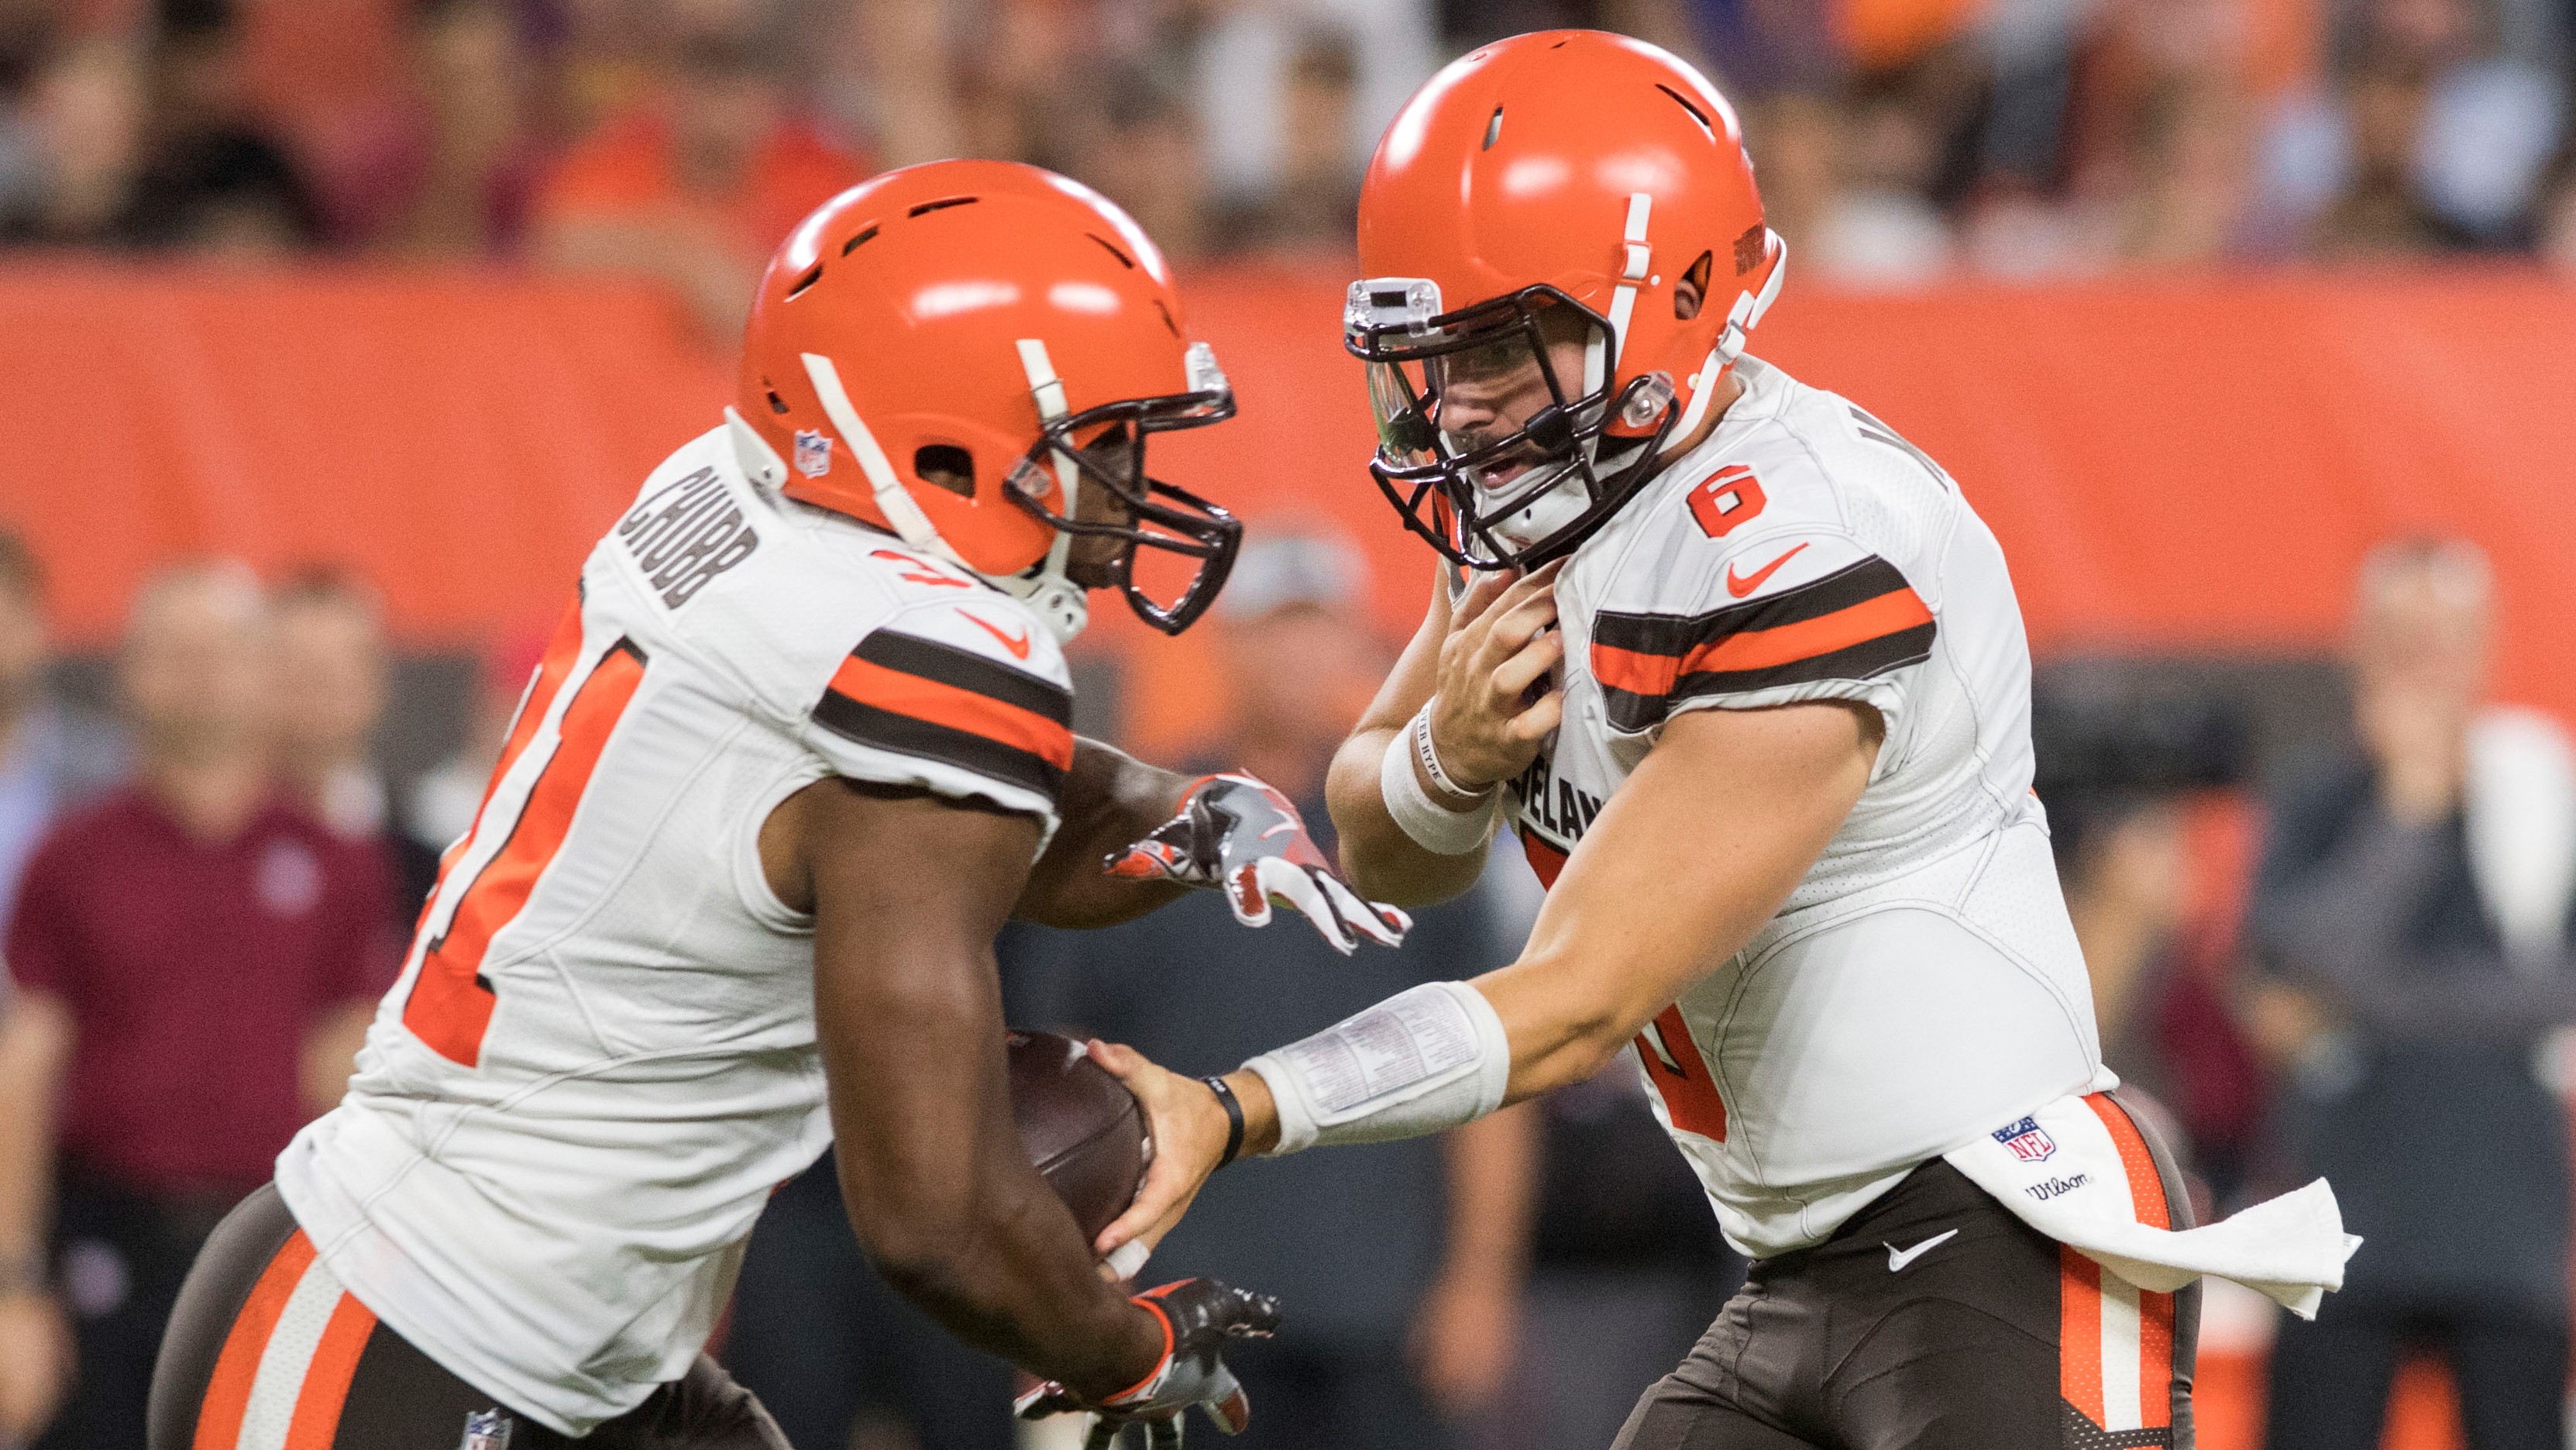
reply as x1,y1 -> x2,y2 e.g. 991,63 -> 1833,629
1201,1075 -> 1247,1168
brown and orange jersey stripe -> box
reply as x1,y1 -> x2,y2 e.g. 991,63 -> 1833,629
1590,556 -> 1936,733
814,629 -> 1075,804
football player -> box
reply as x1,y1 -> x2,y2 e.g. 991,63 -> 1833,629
145,161 -> 1409,1450
1089,33 -> 2358,1450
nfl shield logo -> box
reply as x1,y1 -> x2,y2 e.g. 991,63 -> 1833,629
793,429 -> 832,477
459,1409 -> 513,1450
1992,1115 -> 2056,1163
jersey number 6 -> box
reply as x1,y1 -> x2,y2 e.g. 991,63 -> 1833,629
403,610 -> 648,1068
1686,465 -> 1766,539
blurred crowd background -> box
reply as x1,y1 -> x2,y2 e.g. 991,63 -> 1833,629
9,0 -> 2576,332
2,1 -> 2576,1449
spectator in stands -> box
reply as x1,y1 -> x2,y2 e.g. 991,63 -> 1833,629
401,622 -> 552,864
2303,46 -> 2474,259
0,530 -> 126,1449
2248,537 -> 2576,1450
531,10 -> 865,340
113,0 -> 321,256
1809,84 -> 1959,284
1,31 -> 145,246
0,532 -> 125,932
0,528 -> 120,1450
1,562 -> 393,1450
270,567 -> 433,923
1195,0 -> 1439,252
270,567 -> 390,842
2542,164 -> 2576,269
2260,0 -> 2559,256
394,0 -> 546,257
1061,59 -> 1209,262
996,531 -> 1537,1449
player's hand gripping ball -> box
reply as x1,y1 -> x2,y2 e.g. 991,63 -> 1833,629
1009,1031 -> 1150,1252
1107,774 -> 1412,955
1016,1276 -> 1282,1449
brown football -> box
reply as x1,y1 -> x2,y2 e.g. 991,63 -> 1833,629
1007,1029 -> 1149,1242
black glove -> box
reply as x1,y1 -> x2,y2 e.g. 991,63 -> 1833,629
1106,773 -> 1411,955
1015,1278 -> 1282,1448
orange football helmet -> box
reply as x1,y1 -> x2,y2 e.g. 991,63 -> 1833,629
734,160 -> 1240,637
1345,31 -> 1787,571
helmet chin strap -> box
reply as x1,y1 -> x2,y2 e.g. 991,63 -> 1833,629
1670,230 -> 1789,442
801,353 -> 956,559
805,349 -> 1087,641
1007,338 -> 1090,645
724,405 -> 786,494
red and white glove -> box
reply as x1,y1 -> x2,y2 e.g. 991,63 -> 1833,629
1107,774 -> 1411,955
1016,1278 -> 1282,1448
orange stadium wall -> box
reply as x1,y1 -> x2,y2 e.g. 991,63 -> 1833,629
5,262 -> 2574,753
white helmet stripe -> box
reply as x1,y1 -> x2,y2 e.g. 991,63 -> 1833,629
801,351 -> 950,556
1603,191 -> 1653,377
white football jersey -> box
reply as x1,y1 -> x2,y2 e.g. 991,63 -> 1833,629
275,425 -> 1078,1434
1503,357 -> 2111,1259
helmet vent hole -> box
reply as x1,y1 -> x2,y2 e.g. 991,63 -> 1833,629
841,224 -> 880,256
1088,233 -> 1137,269
785,263 -> 824,299
1678,250 -> 1712,318
907,195 -> 978,217
913,444 -> 975,498
1483,107 -> 1503,150
765,387 -> 789,415
1655,84 -> 1714,138
1151,298 -> 1179,337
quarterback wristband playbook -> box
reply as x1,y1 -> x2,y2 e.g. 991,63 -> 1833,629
1241,981 -> 1512,1156
1380,707 -> 1501,856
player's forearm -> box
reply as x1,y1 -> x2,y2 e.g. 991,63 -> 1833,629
846,1133 -> 1162,1398
1013,737 -> 1192,928
1324,726 -> 1492,905
824,959 -> 1161,1397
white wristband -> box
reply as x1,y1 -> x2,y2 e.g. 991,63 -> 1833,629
1379,717 -> 1498,856
1410,706 -> 1484,801
1243,981 -> 1513,1156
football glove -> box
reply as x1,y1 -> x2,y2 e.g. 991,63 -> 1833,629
1106,774 -> 1411,954
1015,1277 -> 1282,1448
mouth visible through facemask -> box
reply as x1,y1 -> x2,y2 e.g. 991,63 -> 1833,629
1472,454 -> 1580,549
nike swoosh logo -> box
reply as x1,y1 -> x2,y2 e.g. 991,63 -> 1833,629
1725,542 -> 1807,598
1883,1228 -> 1959,1273
962,613 -> 1032,660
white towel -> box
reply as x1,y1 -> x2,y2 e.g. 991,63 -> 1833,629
1943,1093 -> 2363,1319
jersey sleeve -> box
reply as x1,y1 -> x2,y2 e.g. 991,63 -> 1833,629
1588,531 -> 1936,737
799,597 -> 1075,831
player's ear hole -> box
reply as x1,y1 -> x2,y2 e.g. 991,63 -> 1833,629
1675,252 -> 1712,321
913,444 -> 975,498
